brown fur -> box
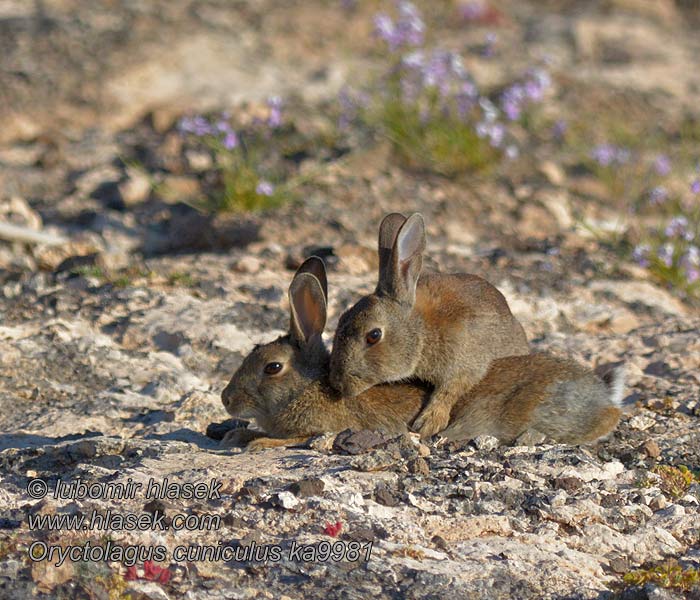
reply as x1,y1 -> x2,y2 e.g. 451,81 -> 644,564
442,353 -> 623,444
221,258 -> 622,450
330,213 -> 529,438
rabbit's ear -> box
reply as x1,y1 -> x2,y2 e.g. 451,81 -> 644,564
294,256 -> 327,303
378,213 -> 425,304
377,213 -> 407,287
289,273 -> 327,347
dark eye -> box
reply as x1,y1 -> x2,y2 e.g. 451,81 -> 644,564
263,362 -> 283,375
365,328 -> 382,345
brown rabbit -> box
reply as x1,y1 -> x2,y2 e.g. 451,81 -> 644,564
221,257 -> 623,450
329,212 -> 530,438
220,257 -> 429,450
443,354 -> 624,444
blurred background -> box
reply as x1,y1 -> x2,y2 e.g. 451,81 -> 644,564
1,0 -> 699,288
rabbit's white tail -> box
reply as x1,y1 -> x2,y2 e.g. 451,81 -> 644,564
603,365 -> 626,408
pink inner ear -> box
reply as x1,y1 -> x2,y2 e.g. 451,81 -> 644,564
294,280 -> 325,341
301,287 -> 321,335
397,217 -> 424,262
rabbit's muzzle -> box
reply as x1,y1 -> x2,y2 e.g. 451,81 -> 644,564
329,366 -> 367,398
221,382 -> 249,417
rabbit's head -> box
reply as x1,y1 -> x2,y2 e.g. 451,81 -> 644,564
330,213 -> 426,397
221,257 -> 329,427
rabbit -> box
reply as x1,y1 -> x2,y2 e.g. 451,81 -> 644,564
329,212 -> 530,439
220,257 -> 624,450
220,256 -> 430,450
442,353 -> 625,445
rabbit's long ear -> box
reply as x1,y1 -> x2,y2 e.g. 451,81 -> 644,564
377,213 -> 407,288
289,273 -> 327,347
377,213 -> 425,305
294,256 -> 327,303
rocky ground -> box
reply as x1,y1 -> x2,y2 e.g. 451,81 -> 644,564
1,0 -> 699,598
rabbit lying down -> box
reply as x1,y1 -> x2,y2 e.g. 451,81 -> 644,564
220,258 -> 624,451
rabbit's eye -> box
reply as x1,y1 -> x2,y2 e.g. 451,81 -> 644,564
264,362 -> 283,375
365,328 -> 382,345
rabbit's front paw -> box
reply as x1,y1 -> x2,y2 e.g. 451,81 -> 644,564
245,437 -> 283,451
220,428 -> 261,448
412,404 -> 451,439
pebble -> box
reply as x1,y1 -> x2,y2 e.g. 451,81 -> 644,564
233,256 -> 262,274
288,478 -> 325,498
472,435 -> 500,451
629,415 -> 657,431
642,440 -> 661,458
272,491 -> 300,510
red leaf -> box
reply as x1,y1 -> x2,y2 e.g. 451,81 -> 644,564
157,568 -> 171,585
324,521 -> 342,537
143,560 -> 162,581
124,566 -> 139,581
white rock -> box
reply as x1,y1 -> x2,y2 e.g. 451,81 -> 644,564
628,414 -> 656,431
472,435 -> 500,451
127,582 -> 171,600
275,491 -> 299,510
233,256 -> 262,274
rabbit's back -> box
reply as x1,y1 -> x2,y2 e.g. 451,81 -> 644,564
443,353 -> 621,444
413,273 -> 529,385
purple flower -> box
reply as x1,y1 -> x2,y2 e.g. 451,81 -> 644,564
488,122 -> 505,147
682,245 -> 699,267
522,68 -> 550,103
653,154 -> 671,176
374,13 -> 396,47
256,180 -> 275,196
223,131 -> 238,150
657,243 -> 674,268
402,50 -> 425,70
591,145 -> 616,167
665,216 -> 689,239
552,119 -> 567,140
422,50 -> 453,96
649,186 -> 668,205
632,244 -> 650,268
686,267 -> 700,284
691,179 -> 700,195
397,1 -> 424,46
193,116 -> 213,136
483,33 -> 497,57
505,145 -> 519,160
178,115 -> 213,137
373,2 -> 424,51
475,119 -> 506,147
267,96 -> 283,128
501,84 -> 525,121
177,116 -> 195,133
680,246 -> 700,284
591,144 -> 630,167
500,68 -> 550,121
215,119 -> 232,133
455,79 -> 479,118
